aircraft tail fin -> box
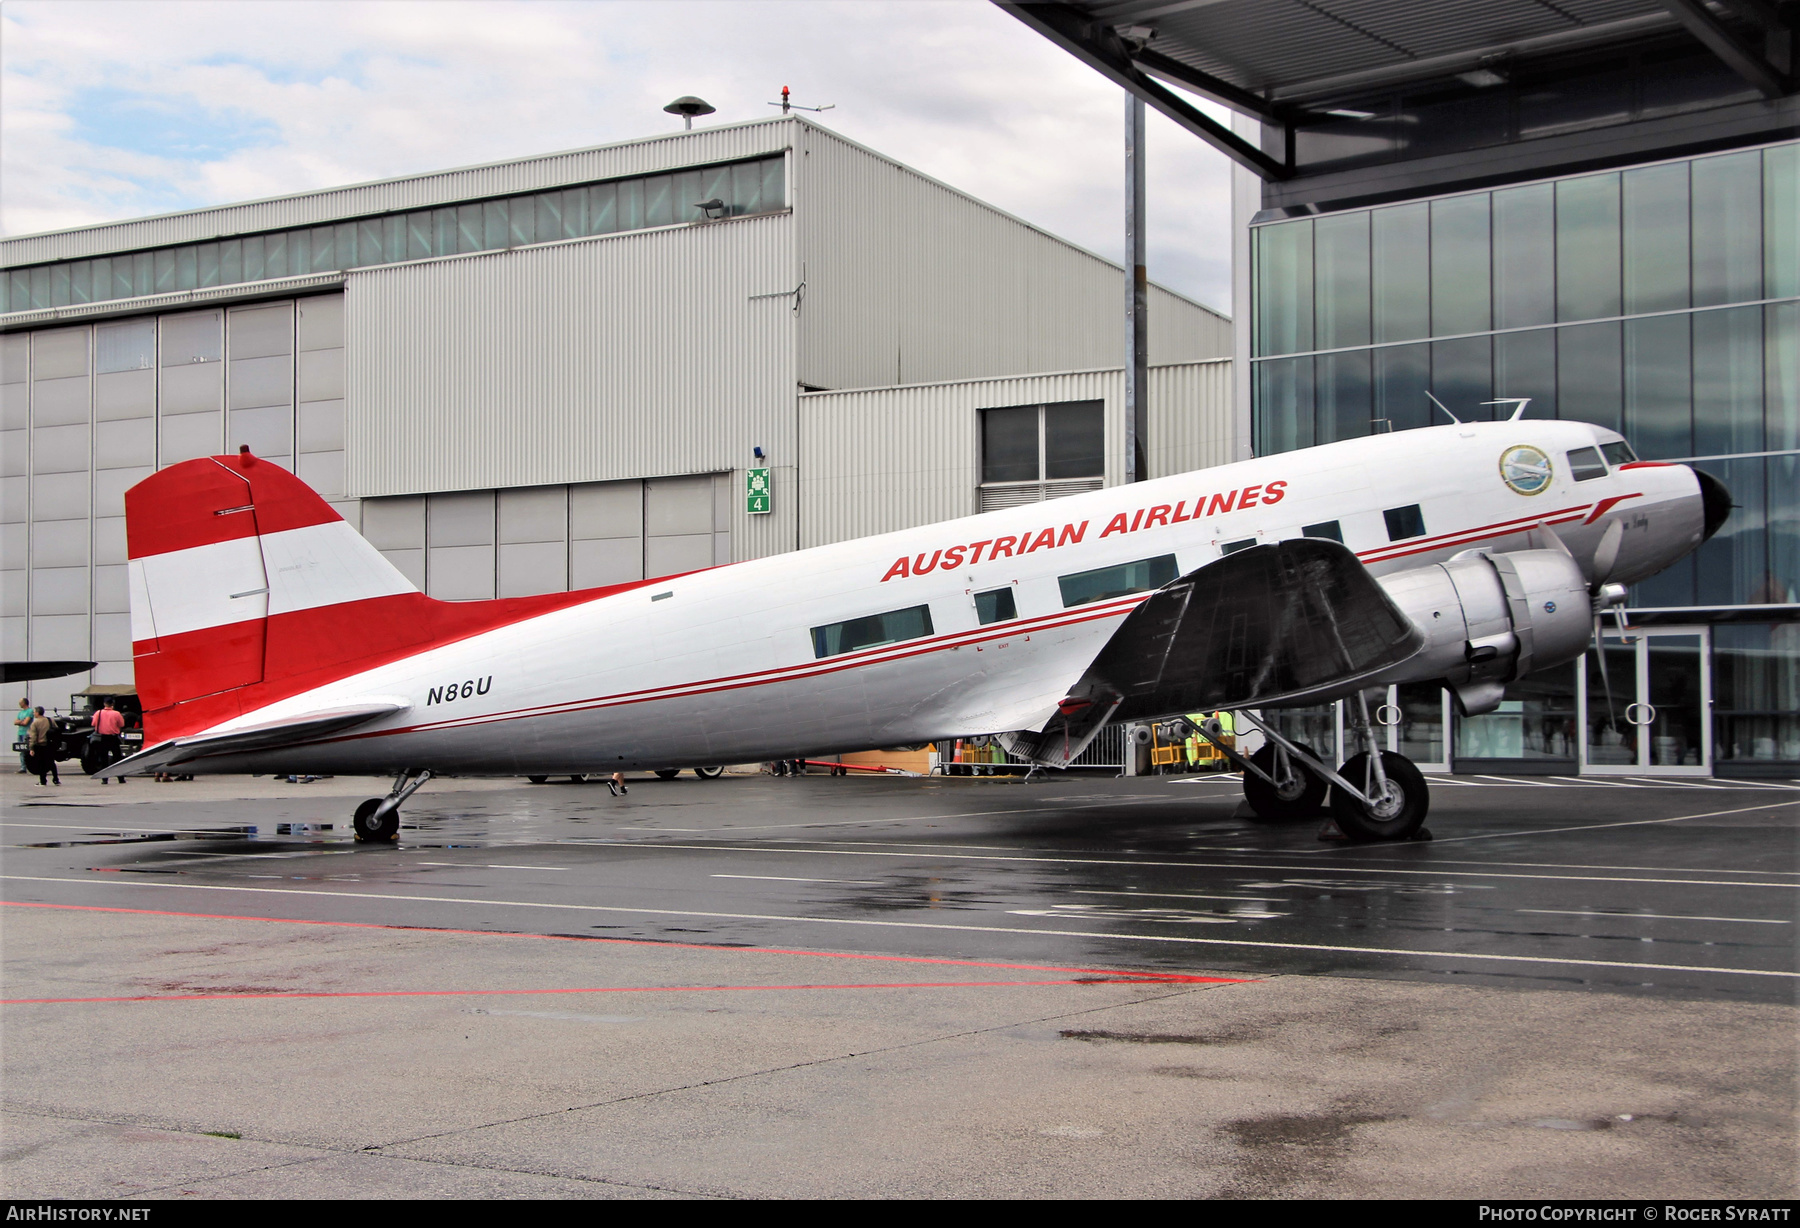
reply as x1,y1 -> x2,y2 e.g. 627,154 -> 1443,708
125,451 -> 617,746
126,451 -> 418,737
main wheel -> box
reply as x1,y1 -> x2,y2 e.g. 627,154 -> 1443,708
1329,751 -> 1428,842
1242,742 -> 1327,820
569,775 -> 588,784
693,765 -> 724,780
655,768 -> 680,780
352,798 -> 399,843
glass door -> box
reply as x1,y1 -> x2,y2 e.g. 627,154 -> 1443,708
1385,682 -> 1450,772
1580,628 -> 1712,775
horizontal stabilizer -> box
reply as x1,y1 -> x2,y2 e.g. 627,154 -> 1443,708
109,702 -> 408,777
1,660 -> 97,684
1081,538 -> 1422,722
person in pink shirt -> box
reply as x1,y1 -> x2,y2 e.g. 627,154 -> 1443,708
90,698 -> 126,785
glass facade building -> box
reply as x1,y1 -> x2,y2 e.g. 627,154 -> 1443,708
5,156 -> 785,314
1250,141 -> 1798,775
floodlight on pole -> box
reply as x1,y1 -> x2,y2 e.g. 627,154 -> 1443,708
664,96 -> 716,130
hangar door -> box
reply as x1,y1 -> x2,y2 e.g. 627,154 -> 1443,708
360,473 -> 733,600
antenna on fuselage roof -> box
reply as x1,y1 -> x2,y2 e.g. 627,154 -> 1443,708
1482,397 -> 1533,420
1425,391 -> 1461,425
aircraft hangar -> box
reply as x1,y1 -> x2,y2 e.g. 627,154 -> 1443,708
0,115 -> 1231,699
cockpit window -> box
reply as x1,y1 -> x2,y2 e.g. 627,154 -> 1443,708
1600,440 -> 1637,466
1567,447 -> 1608,481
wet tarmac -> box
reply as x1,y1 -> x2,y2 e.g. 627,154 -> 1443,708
3,769 -> 1796,1197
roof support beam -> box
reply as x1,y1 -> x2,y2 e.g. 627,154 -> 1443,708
995,1 -> 1292,180
1656,0 -> 1791,98
1131,46 -> 1283,119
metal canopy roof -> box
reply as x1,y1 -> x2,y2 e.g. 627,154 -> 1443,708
998,0 -> 1797,178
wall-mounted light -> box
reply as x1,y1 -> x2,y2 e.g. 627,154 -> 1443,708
753,446 -> 766,460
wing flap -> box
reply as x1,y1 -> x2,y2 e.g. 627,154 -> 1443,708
109,701 -> 408,777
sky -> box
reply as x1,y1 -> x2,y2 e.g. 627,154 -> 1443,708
0,0 -> 1237,312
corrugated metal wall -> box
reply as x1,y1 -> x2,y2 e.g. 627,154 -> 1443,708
3,120 -> 799,268
344,212 -> 799,561
797,359 -> 1231,547
792,125 -> 1231,392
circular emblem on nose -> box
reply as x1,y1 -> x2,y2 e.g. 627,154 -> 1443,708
1499,444 -> 1553,495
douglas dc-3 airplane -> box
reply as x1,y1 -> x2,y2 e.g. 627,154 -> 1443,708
112,411 -> 1727,844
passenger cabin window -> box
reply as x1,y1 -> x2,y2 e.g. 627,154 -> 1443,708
979,401 -> 1104,512
1568,447 -> 1608,481
974,587 -> 1017,625
1220,539 -> 1257,555
1600,440 -> 1637,466
1383,504 -> 1426,541
812,605 -> 934,659
1058,555 -> 1178,608
1302,520 -> 1342,543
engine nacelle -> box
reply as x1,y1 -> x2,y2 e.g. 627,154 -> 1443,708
1376,548 -> 1591,716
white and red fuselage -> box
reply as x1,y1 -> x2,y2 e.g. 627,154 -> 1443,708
123,419 -> 1712,777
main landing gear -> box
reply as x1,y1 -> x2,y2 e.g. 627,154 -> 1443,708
1211,698 -> 1430,842
353,769 -> 433,844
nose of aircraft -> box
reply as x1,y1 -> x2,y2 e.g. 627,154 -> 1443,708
1693,467 -> 1732,542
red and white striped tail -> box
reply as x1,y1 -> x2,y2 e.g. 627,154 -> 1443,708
126,451 -> 610,745
127,451 -> 417,737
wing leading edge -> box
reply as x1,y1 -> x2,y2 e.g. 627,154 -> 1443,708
1003,539 -> 1423,766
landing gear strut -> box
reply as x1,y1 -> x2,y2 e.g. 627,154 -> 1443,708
1329,692 -> 1429,842
1230,702 -> 1429,842
353,769 -> 433,844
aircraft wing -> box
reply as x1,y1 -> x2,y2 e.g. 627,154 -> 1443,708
109,702 -> 409,777
1003,539 -> 1423,766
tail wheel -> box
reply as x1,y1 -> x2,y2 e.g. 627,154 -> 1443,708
1329,752 -> 1428,842
655,769 -> 680,780
1242,742 -> 1327,820
693,765 -> 724,780
352,798 -> 399,843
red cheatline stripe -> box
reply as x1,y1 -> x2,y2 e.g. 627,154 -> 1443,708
5,979 -> 1176,1005
281,595 -> 1148,750
0,901 -> 1249,985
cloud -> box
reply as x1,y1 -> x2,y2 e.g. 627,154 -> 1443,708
1,0 -> 1237,310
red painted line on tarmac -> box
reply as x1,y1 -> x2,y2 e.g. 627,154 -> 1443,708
0,901 -> 1249,987
3,978 -> 1175,1006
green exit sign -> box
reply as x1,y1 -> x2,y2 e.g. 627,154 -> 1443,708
746,467 -> 771,515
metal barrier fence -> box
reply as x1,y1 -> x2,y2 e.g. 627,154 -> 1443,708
937,723 -> 1127,774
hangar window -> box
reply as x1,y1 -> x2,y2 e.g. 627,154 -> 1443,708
812,604 -> 935,659
1058,554 -> 1178,608
4,155 -> 788,313
979,401 -> 1104,511
1384,504 -> 1427,541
